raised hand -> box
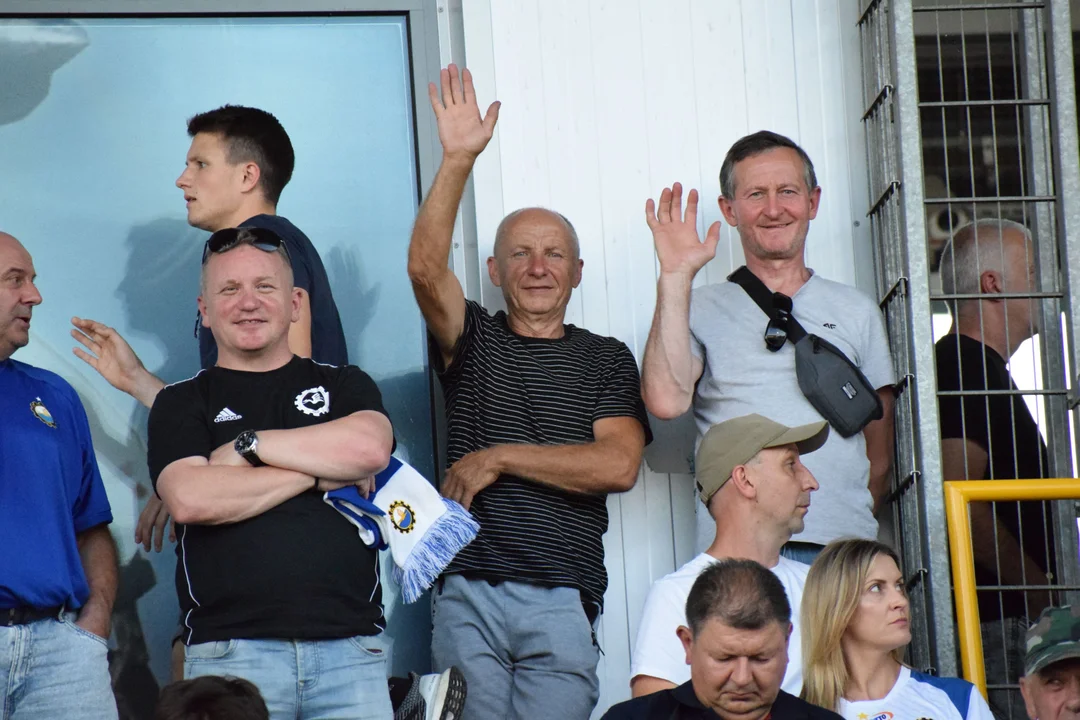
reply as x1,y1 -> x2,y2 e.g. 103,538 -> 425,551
429,63 -> 500,162
71,317 -> 161,408
645,183 -> 721,277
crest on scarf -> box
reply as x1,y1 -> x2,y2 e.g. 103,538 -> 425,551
30,398 -> 56,428
389,500 -> 416,533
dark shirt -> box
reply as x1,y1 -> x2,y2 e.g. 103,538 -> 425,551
601,684 -> 844,720
435,300 -> 651,611
198,215 -> 348,368
147,356 -> 388,644
935,333 -> 1054,620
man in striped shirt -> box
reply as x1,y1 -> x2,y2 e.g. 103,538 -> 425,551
408,64 -> 652,720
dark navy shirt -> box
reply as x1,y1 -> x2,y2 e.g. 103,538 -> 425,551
198,214 -> 348,368
0,359 -> 113,609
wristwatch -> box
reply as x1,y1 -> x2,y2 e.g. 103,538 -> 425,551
234,430 -> 265,467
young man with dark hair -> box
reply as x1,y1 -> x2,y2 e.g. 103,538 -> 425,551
155,676 -> 269,720
604,560 -> 844,720
148,227 -> 394,719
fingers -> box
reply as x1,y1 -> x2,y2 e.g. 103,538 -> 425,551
71,347 -> 100,370
440,66 -> 453,108
645,198 -> 658,230
684,188 -> 699,223
670,182 -> 684,222
657,187 -> 673,223
153,505 -> 169,552
448,63 -> 465,105
704,220 -> 723,254
482,101 -> 501,134
428,81 -> 443,116
462,67 -> 476,105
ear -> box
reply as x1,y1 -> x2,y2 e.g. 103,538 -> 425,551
980,268 -> 1004,297
239,161 -> 262,194
290,287 -> 303,323
677,625 -> 694,665
1019,676 -> 1038,720
807,186 -> 822,220
197,295 -> 210,328
718,195 -> 738,227
729,464 -> 757,500
571,258 -> 584,288
487,256 -> 501,287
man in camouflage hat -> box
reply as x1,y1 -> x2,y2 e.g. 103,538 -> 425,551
1019,605 -> 1080,720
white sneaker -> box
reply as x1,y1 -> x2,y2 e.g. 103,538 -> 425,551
417,666 -> 467,720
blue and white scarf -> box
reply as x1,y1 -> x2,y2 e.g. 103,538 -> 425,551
324,457 -> 479,603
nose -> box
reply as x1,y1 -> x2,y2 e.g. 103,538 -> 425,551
729,658 -> 753,687
801,464 -> 819,492
23,280 -> 42,307
527,253 -> 547,277
763,191 -> 783,218
236,287 -> 260,309
176,167 -> 190,189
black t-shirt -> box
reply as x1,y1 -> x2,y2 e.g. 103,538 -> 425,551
935,333 -> 1054,620
435,301 -> 652,611
147,356 -> 388,644
198,215 -> 348,369
600,684 -> 844,720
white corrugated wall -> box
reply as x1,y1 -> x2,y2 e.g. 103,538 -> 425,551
453,0 -> 872,713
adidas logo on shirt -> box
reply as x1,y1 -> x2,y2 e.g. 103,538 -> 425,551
214,407 -> 243,423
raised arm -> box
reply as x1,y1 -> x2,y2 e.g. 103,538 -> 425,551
640,184 -> 719,418
407,64 -> 500,368
71,317 -> 165,409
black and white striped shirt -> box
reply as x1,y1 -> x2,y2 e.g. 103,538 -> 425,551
437,301 -> 651,609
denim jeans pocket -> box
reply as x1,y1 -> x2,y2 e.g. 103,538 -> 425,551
184,639 -> 237,662
61,617 -> 109,648
346,634 -> 387,659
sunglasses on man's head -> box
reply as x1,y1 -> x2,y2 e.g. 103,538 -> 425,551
764,292 -> 793,352
200,227 -> 290,264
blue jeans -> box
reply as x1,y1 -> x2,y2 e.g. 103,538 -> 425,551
185,635 -> 392,720
780,541 -> 825,565
432,575 -> 600,720
0,611 -> 117,720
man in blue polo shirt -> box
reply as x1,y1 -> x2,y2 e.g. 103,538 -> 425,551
0,231 -> 119,719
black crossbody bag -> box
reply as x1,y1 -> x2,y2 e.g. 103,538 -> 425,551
728,266 -> 883,438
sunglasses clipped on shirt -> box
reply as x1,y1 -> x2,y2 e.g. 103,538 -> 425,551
194,226 -> 292,338
200,226 -> 291,264
764,291 -> 793,352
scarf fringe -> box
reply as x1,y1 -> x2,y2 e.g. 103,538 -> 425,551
392,498 -> 480,603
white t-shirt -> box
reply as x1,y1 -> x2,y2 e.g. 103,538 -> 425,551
688,274 -> 896,545
839,666 -> 994,720
630,553 -> 808,695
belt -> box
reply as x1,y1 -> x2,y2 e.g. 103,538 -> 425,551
2,606 -> 64,626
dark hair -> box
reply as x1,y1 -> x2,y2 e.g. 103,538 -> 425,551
719,130 -> 817,198
187,105 -> 294,205
686,558 -> 791,637
154,676 -> 269,720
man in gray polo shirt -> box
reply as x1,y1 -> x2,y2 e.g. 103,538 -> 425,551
640,130 -> 895,561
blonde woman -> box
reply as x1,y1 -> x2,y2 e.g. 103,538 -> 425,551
801,539 -> 994,720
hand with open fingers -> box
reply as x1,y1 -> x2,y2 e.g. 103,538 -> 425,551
70,316 -> 148,395
645,182 -> 722,277
441,447 -> 502,512
134,493 -> 175,552
429,63 -> 501,162
209,439 -> 250,468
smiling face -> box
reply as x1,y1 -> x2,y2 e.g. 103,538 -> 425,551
197,243 -> 300,368
486,209 -> 583,324
679,618 -> 790,720
747,444 -> 819,536
719,147 -> 821,263
176,132 -> 251,232
842,553 -> 911,655
0,233 -> 42,362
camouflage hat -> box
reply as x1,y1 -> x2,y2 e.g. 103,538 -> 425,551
1025,605 -> 1080,676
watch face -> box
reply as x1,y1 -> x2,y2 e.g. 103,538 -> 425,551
235,430 -> 256,454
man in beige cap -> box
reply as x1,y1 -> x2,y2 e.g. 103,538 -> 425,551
1020,605 -> 1080,720
629,413 -> 828,699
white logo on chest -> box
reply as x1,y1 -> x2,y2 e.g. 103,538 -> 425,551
295,386 -> 330,416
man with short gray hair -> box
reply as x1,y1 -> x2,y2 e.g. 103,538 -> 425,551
605,559 -> 844,720
630,414 -> 828,698
935,218 -> 1053,720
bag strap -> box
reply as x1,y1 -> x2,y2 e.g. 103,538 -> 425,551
728,266 -> 807,343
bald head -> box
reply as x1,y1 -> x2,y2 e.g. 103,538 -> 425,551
939,219 -> 1033,298
492,207 -> 581,261
0,230 -> 42,361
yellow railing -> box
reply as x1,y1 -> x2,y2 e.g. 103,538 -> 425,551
943,479 -> 1080,696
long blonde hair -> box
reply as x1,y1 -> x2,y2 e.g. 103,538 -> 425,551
800,539 -> 906,711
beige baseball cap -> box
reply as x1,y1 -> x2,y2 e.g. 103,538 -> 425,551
695,414 -> 830,504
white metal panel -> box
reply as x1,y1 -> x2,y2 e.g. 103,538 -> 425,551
459,0 -> 868,714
